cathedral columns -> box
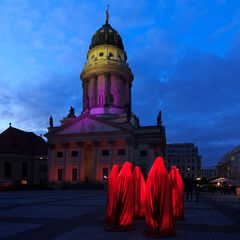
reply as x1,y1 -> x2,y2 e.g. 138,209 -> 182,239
63,143 -> 70,181
94,75 -> 98,107
104,73 -> 111,106
77,142 -> 83,182
93,141 -> 99,181
109,141 -> 115,170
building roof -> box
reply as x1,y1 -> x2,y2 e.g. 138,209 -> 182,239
89,22 -> 124,51
0,126 -> 48,155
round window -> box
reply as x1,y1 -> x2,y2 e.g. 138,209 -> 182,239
99,52 -> 104,57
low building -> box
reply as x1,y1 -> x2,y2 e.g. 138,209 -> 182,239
201,166 -> 217,180
166,143 -> 201,179
217,145 -> 240,181
0,125 -> 48,186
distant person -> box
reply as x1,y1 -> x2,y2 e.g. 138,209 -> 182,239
185,175 -> 194,202
195,183 -> 200,202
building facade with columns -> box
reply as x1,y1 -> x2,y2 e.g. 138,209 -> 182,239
45,13 -> 166,183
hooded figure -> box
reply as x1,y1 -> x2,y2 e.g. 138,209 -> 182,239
144,157 -> 175,237
169,166 -> 184,220
106,164 -> 119,226
133,166 -> 146,218
114,161 -> 134,230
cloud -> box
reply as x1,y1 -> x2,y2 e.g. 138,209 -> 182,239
0,1 -> 240,166
130,31 -> 240,166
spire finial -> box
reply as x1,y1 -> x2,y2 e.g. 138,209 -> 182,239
106,4 -> 109,24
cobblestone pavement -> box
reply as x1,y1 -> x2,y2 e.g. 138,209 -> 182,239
0,190 -> 239,240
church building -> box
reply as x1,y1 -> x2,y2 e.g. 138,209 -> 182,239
45,10 -> 166,183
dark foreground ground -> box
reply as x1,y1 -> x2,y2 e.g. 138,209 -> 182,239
0,190 -> 239,240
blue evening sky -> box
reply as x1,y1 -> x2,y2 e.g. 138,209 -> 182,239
0,0 -> 240,166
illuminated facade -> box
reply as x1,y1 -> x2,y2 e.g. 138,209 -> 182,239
45,11 -> 166,183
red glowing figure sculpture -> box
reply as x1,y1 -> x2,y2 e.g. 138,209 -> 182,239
133,166 -> 146,218
114,161 -> 134,230
106,164 -> 119,225
144,157 -> 176,237
169,165 -> 184,220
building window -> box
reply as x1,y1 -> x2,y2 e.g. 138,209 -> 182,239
118,149 -> 126,156
57,169 -> 63,181
57,151 -> 63,158
71,151 -> 78,157
22,163 -> 28,178
72,169 -> 77,181
102,149 -> 109,156
4,162 -> 12,177
103,168 -> 108,180
140,150 -> 148,157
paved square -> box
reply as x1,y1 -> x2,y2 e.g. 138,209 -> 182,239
0,190 -> 239,239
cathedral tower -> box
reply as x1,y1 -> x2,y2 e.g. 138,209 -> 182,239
80,9 -> 133,117
46,8 -> 166,184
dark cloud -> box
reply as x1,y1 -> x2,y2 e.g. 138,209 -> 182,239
131,33 -> 240,166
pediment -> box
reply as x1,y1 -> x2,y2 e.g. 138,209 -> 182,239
57,116 -> 121,135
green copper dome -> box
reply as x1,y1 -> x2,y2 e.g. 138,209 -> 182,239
89,23 -> 124,51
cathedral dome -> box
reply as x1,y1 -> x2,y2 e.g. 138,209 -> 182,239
89,22 -> 124,51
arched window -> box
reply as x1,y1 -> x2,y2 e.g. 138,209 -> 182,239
4,162 -> 12,177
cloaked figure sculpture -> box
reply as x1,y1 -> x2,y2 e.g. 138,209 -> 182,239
133,166 -> 146,218
106,164 -> 119,226
169,166 -> 184,220
144,157 -> 176,237
106,161 -> 134,231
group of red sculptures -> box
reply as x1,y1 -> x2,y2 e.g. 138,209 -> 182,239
105,156 -> 184,237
